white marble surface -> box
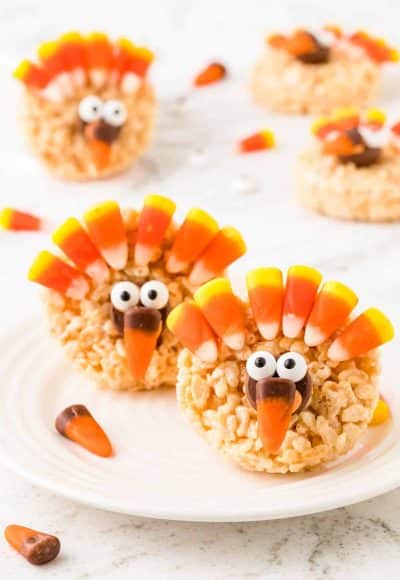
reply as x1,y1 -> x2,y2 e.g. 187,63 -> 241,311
1,0 -> 400,578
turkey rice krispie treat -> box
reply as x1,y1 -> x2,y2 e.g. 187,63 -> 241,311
28,195 -> 246,391
296,108 -> 400,221
251,26 -> 398,114
167,266 -> 394,473
14,32 -> 156,180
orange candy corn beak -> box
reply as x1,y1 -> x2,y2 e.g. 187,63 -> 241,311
0,207 -> 43,231
283,265 -> 322,338
84,123 -> 112,170
124,307 -> 162,380
134,194 -> 176,266
246,267 -> 284,339
256,378 -> 296,454
55,404 -> 113,457
167,301 -> 218,362
322,133 -> 364,157
328,307 -> 394,361
194,278 -> 245,350
194,62 -> 227,87
4,525 -> 60,565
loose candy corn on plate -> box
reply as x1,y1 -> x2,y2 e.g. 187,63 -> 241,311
0,315 -> 399,522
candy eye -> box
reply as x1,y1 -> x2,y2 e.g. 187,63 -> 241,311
140,281 -> 169,310
102,100 -> 127,127
111,281 -> 140,312
276,352 -> 307,383
78,95 -> 103,123
246,351 -> 276,381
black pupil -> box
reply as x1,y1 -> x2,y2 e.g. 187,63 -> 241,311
92,106 -> 98,112
284,358 -> 296,369
120,290 -> 131,302
148,289 -> 157,300
114,109 -> 120,115
254,357 -> 266,368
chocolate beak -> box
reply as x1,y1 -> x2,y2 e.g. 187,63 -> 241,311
83,121 -> 121,170
256,378 -> 297,454
124,307 -> 162,381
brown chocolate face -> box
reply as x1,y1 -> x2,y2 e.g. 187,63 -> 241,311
338,128 -> 381,168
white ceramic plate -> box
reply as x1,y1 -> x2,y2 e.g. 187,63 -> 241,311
0,318 -> 399,522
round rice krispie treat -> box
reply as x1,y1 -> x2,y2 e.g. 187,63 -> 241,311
27,195 -> 246,391
296,108 -> 400,221
167,266 -> 394,473
251,26 -> 398,114
14,32 -> 156,180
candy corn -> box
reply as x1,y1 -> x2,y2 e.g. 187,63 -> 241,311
166,208 -> 219,273
134,195 -> 176,266
282,265 -> 322,338
364,108 -> 386,130
349,31 -> 399,63
0,207 -> 43,231
4,525 -> 60,565
189,226 -> 246,285
55,404 -> 113,457
246,267 -> 284,339
84,201 -> 128,270
256,378 -> 296,454
85,133 -> 112,170
28,251 -> 89,299
370,396 -> 391,426
194,62 -> 226,87
13,60 -> 48,88
304,281 -> 358,346
86,32 -> 113,87
52,217 -> 108,283
239,130 -> 275,153
194,278 -> 245,350
124,308 -> 162,380
328,307 -> 394,361
167,301 -> 218,362
323,133 -> 363,157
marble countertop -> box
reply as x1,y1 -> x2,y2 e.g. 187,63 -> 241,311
1,0 -> 400,578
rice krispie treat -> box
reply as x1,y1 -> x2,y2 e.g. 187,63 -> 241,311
27,195 -> 246,391
251,26 -> 398,114
296,108 -> 400,221
167,266 -> 394,473
14,32 -> 156,180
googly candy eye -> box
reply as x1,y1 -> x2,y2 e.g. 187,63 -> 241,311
102,99 -> 127,127
111,281 -> 140,312
140,281 -> 169,310
276,352 -> 307,383
246,351 -> 276,381
78,95 -> 103,123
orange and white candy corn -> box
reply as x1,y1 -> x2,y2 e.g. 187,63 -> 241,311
189,226 -> 246,286
328,308 -> 394,361
124,308 -> 162,380
370,396 -> 391,426
246,267 -> 284,339
28,251 -> 89,299
4,525 -> 60,566
304,281 -> 358,346
134,194 -> 176,266
84,201 -> 127,270
0,207 -> 44,231
167,301 -> 218,362
52,217 -> 108,283
166,208 -> 219,273
194,278 -> 245,350
239,130 -> 275,153
282,265 -> 322,338
55,404 -> 112,457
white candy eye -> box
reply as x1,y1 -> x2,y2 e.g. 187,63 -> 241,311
246,351 -> 276,381
111,281 -> 140,312
102,99 -> 127,127
78,95 -> 103,123
276,352 -> 307,383
140,281 -> 169,309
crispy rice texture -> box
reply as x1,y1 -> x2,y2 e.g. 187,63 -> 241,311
44,211 -> 193,391
21,83 -> 156,181
296,143 -> 400,222
251,46 -> 379,114
177,313 -> 379,473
